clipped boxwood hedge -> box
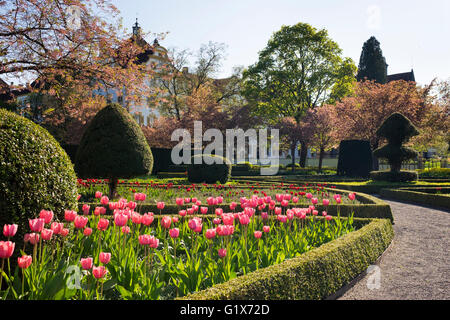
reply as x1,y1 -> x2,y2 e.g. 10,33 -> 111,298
370,170 -> 418,182
188,154 -> 232,184
180,218 -> 393,300
379,187 -> 450,210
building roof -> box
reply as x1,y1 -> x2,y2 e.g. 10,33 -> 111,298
387,69 -> 415,83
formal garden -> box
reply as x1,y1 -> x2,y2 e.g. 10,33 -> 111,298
0,1 -> 449,303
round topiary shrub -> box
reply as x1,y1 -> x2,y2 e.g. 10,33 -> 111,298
75,103 -> 153,198
188,154 -> 232,184
337,140 -> 373,177
0,109 -> 78,239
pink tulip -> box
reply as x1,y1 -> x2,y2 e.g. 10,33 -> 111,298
213,218 -> 221,225
238,213 -> 250,225
207,197 -> 215,206
254,231 -> 262,239
312,210 -> 318,216
274,207 -> 282,215
3,224 -> 18,238
64,210 -> 77,222
92,266 -> 107,279
215,208 -> 223,216
348,193 -> 356,201
230,202 -> 237,211
74,216 -> 88,229
311,198 -> 318,205
191,197 -> 198,203
205,228 -> 216,239
323,199 -> 330,206
169,228 -> 180,238
84,227 -> 93,237
97,218 -> 109,231
187,208 -> 194,215
184,198 -> 191,203
39,210 -> 54,224
216,224 -> 234,236
149,236 -> 159,248
77,194 -> 81,201
51,222 -> 63,235
18,255 -> 32,269
200,207 -> 208,214
157,202 -> 165,210
292,197 -> 299,203
27,233 -> 40,245
178,210 -> 187,217
176,198 -> 184,206
263,225 -> 270,233
326,215 -> 333,221
80,257 -> 93,270
281,200 -> 289,207
0,241 -> 15,259
134,193 -> 146,202
142,213 -> 154,226
82,204 -> 90,215
277,215 -> 288,223
95,191 -> 103,199
41,229 -> 53,241
122,226 -> 130,234
99,252 -> 111,265
29,218 -> 45,232
261,212 -> 268,220
100,196 -> 109,205
322,211 -> 328,216
114,213 -> 128,227
172,217 -> 179,223
60,228 -> 69,237
131,213 -> 142,225
306,193 -> 313,199
161,216 -> 172,229
127,201 -> 137,210
222,213 -> 234,226
218,248 -> 227,258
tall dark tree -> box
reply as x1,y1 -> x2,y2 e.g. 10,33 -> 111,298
356,36 -> 387,84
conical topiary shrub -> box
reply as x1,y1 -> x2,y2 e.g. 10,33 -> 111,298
75,103 -> 153,198
371,112 -> 419,182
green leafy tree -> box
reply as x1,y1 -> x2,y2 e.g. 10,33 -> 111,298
356,36 -> 387,84
75,103 -> 153,198
242,22 -> 356,167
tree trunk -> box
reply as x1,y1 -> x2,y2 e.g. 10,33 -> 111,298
372,140 -> 379,171
299,141 -> 308,168
108,178 -> 118,200
318,146 -> 324,171
291,144 -> 296,172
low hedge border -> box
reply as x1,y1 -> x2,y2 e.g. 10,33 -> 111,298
179,218 -> 393,300
379,187 -> 450,211
78,187 -> 393,222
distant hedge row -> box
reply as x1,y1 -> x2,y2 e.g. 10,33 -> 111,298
180,218 -> 393,300
379,187 -> 450,210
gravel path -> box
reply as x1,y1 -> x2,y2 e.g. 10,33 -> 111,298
338,199 -> 450,300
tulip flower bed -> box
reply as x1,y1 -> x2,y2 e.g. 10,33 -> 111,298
77,179 -> 361,206
0,190 -> 358,300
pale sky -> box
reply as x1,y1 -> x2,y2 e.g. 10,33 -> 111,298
113,0 -> 450,86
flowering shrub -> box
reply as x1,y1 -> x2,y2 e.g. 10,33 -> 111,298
0,190 -> 356,300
